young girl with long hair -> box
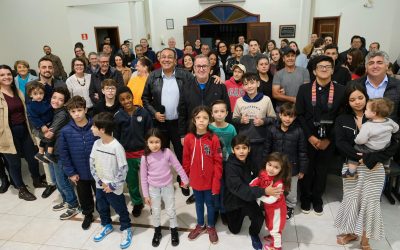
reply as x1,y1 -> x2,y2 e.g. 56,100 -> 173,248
249,152 -> 292,250
140,128 -> 189,247
183,106 -> 223,244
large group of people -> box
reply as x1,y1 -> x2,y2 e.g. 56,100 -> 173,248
1,33 -> 400,250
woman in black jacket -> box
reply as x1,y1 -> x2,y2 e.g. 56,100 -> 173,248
224,135 -> 282,250
334,82 -> 398,249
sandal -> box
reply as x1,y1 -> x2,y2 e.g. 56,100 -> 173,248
360,242 -> 372,250
336,234 -> 358,245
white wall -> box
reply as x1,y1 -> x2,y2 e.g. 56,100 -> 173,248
66,3 -> 133,55
313,0 -> 400,59
0,0 -> 72,71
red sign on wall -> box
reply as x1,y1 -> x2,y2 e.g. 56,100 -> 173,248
81,33 -> 88,40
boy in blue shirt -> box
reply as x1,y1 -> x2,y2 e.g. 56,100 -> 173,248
59,96 -> 97,230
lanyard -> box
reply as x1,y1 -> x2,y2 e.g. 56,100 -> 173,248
311,80 -> 334,109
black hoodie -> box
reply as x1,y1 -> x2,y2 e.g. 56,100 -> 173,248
224,154 -> 265,212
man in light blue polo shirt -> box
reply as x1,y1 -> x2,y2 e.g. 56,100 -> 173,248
351,50 -> 400,123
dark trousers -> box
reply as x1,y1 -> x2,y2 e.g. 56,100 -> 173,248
76,179 -> 96,216
96,188 -> 131,231
0,154 -> 9,178
225,201 -> 264,236
300,143 -> 334,207
249,142 -> 264,176
3,124 -> 40,188
156,119 -> 183,163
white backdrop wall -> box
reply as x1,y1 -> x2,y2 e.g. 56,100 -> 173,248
313,0 -> 400,61
0,0 -> 73,71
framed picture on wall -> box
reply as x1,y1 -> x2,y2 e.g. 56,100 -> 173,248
279,25 -> 296,38
166,19 -> 174,30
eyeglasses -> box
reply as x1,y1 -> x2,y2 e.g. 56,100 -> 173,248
194,65 -> 209,70
161,56 -> 175,60
316,65 -> 333,70
104,87 -> 116,91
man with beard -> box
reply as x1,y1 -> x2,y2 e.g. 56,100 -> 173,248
26,57 -> 67,198
89,52 -> 124,104
42,45 -> 67,81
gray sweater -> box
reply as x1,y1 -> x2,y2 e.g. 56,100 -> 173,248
355,118 -> 399,150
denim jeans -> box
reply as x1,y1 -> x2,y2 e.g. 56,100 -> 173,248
51,162 -> 78,207
193,189 -> 215,227
3,124 -> 40,188
96,188 -> 131,231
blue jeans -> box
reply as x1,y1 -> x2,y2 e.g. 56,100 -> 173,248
96,188 -> 131,231
193,189 -> 215,227
3,124 -> 40,188
52,162 -> 78,208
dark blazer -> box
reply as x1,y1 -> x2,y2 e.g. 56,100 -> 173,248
350,75 -> 400,123
178,76 -> 231,136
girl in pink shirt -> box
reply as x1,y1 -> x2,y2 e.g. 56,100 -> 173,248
140,128 -> 189,247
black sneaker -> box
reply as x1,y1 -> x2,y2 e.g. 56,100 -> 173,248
0,177 -> 10,193
52,202 -> 68,211
286,207 -> 294,219
132,204 -> 144,217
82,215 -> 94,230
43,152 -> 57,164
313,204 -> 324,216
301,202 -> 311,214
32,178 -> 47,188
186,194 -> 195,205
41,185 -> 56,198
34,153 -> 50,164
152,226 -> 162,247
250,234 -> 262,250
60,206 -> 80,220
18,186 -> 37,201
171,227 -> 179,246
181,186 -> 190,196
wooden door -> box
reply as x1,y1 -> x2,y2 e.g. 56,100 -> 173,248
312,17 -> 340,44
247,22 -> 271,47
183,25 -> 200,45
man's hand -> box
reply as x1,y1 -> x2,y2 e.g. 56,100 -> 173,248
318,139 -> 330,150
155,112 -> 166,122
308,136 -> 320,150
298,172 -> 304,179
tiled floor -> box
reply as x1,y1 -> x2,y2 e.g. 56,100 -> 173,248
1,171 -> 400,250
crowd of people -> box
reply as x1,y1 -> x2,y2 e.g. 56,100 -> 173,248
1,33 -> 400,250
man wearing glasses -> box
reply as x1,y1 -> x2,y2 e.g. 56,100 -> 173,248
178,55 -> 231,139
296,55 -> 345,215
89,52 -> 124,104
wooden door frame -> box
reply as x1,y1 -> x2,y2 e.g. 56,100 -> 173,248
312,16 -> 340,43
94,26 -> 120,52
